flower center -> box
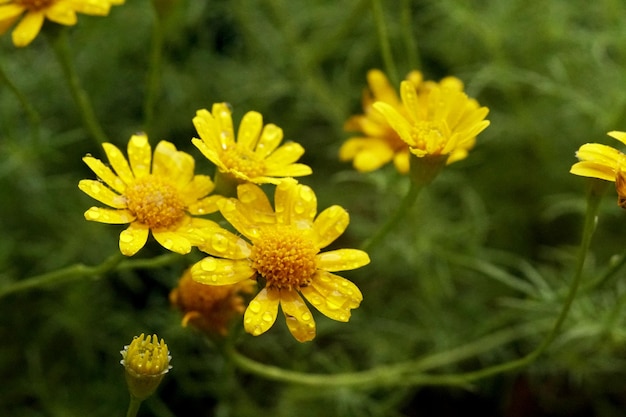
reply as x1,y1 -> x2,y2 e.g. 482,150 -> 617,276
125,175 -> 186,229
219,146 -> 265,179
410,120 -> 448,154
250,226 -> 318,290
16,0 -> 53,10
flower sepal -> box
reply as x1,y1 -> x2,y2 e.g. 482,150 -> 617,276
408,153 -> 448,187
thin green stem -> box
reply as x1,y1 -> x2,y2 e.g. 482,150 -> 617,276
361,180 -> 422,252
48,27 -> 109,146
0,253 -> 183,299
126,395 -> 143,417
143,5 -> 164,135
0,62 -> 41,143
371,0 -> 398,85
400,0 -> 420,70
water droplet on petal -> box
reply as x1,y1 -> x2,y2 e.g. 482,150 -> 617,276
301,312 -> 311,322
211,233 -> 228,253
201,258 -> 217,272
299,187 -> 314,202
120,230 -> 134,243
262,312 -> 273,322
248,300 -> 261,313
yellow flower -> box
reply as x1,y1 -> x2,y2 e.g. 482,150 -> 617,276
120,333 -> 171,400
190,180 -> 370,342
0,0 -> 125,47
571,131 -> 626,208
373,76 -> 490,166
79,133 -> 223,256
340,69 -> 467,174
169,268 -> 255,336
192,103 -> 312,185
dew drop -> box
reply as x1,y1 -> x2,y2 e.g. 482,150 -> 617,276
262,312 -> 273,322
162,239 -> 174,249
87,209 -> 100,220
211,233 -> 228,253
248,300 -> 261,313
119,230 -> 134,243
201,258 -> 217,272
239,189 -> 256,204
252,326 -> 263,336
294,202 -> 305,214
299,187 -> 314,202
301,312 -> 312,322
309,295 -> 322,306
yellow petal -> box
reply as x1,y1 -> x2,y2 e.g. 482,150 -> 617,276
191,138 -> 224,169
12,10 -> 44,47
608,131 -> 626,146
217,198 -> 263,241
152,141 -> 195,187
274,180 -> 316,227
0,4 -> 24,22
82,155 -> 126,193
316,249 -> 370,271
45,3 -> 77,25
103,142 -> 134,185
367,69 -> 399,105
576,143 -> 622,168
264,142 -> 305,166
190,257 -> 255,285
119,223 -> 149,256
180,175 -> 215,205
570,161 -> 616,182
78,179 -> 127,208
264,163 -> 312,178
243,287 -> 280,336
152,229 -> 192,254
280,289 -> 316,342
301,271 -> 362,322
236,183 -> 274,215
84,207 -> 134,224
211,103 -> 235,148
393,150 -> 410,174
312,205 -> 349,249
255,124 -> 283,158
0,16 -> 20,37
198,227 -> 251,259
237,111 -> 263,150
372,102 -> 414,147
127,134 -> 152,179
187,194 -> 222,215
193,109 -> 223,152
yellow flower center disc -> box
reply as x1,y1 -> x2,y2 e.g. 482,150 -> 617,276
251,225 -> 318,290
17,0 -> 53,10
220,146 -> 265,179
125,175 -> 185,229
411,120 -> 447,154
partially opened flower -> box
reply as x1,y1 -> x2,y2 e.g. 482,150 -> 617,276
79,133 -> 223,256
120,333 -> 171,401
192,103 -> 312,187
190,180 -> 370,342
170,268 -> 255,336
571,130 -> 626,208
340,69 -> 465,174
373,77 -> 490,183
0,0 -> 125,47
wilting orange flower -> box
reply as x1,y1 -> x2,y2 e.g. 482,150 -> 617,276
190,180 -> 370,342
79,133 -> 223,256
0,0 -> 125,47
340,69 -> 466,174
170,268 -> 255,335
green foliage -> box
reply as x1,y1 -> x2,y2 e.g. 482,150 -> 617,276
3,0 -> 626,416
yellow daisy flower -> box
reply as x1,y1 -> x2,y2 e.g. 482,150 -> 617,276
340,69 -> 466,174
79,133 -> 223,256
190,180 -> 370,342
0,0 -> 125,47
571,131 -> 626,208
169,268 -> 255,336
373,77 -> 490,166
192,103 -> 312,186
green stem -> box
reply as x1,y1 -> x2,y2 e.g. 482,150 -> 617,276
0,62 -> 41,144
0,253 -> 183,299
48,27 -> 109,146
361,180 -> 422,252
400,0 -> 420,70
126,395 -> 143,417
143,4 -> 164,135
371,0 -> 398,85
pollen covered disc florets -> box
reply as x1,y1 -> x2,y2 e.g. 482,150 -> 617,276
411,120 -> 447,154
250,225 -> 318,290
124,175 -> 185,229
220,146 -> 266,179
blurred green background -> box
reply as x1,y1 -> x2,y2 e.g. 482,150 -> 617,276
3,0 -> 626,416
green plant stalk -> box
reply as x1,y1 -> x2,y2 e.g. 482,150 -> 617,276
371,0 -> 398,85
0,253 -> 183,299
401,0 -> 420,70
48,28 -> 109,146
361,179 -> 421,252
0,62 -> 41,143
143,5 -> 164,135
125,396 -> 143,417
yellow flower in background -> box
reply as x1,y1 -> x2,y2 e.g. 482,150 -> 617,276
169,268 -> 255,336
571,131 -> 626,208
190,180 -> 370,342
0,0 -> 125,47
79,134 -> 223,256
192,103 -> 312,185
373,77 -> 490,166
340,69 -> 466,174
120,333 -> 171,401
